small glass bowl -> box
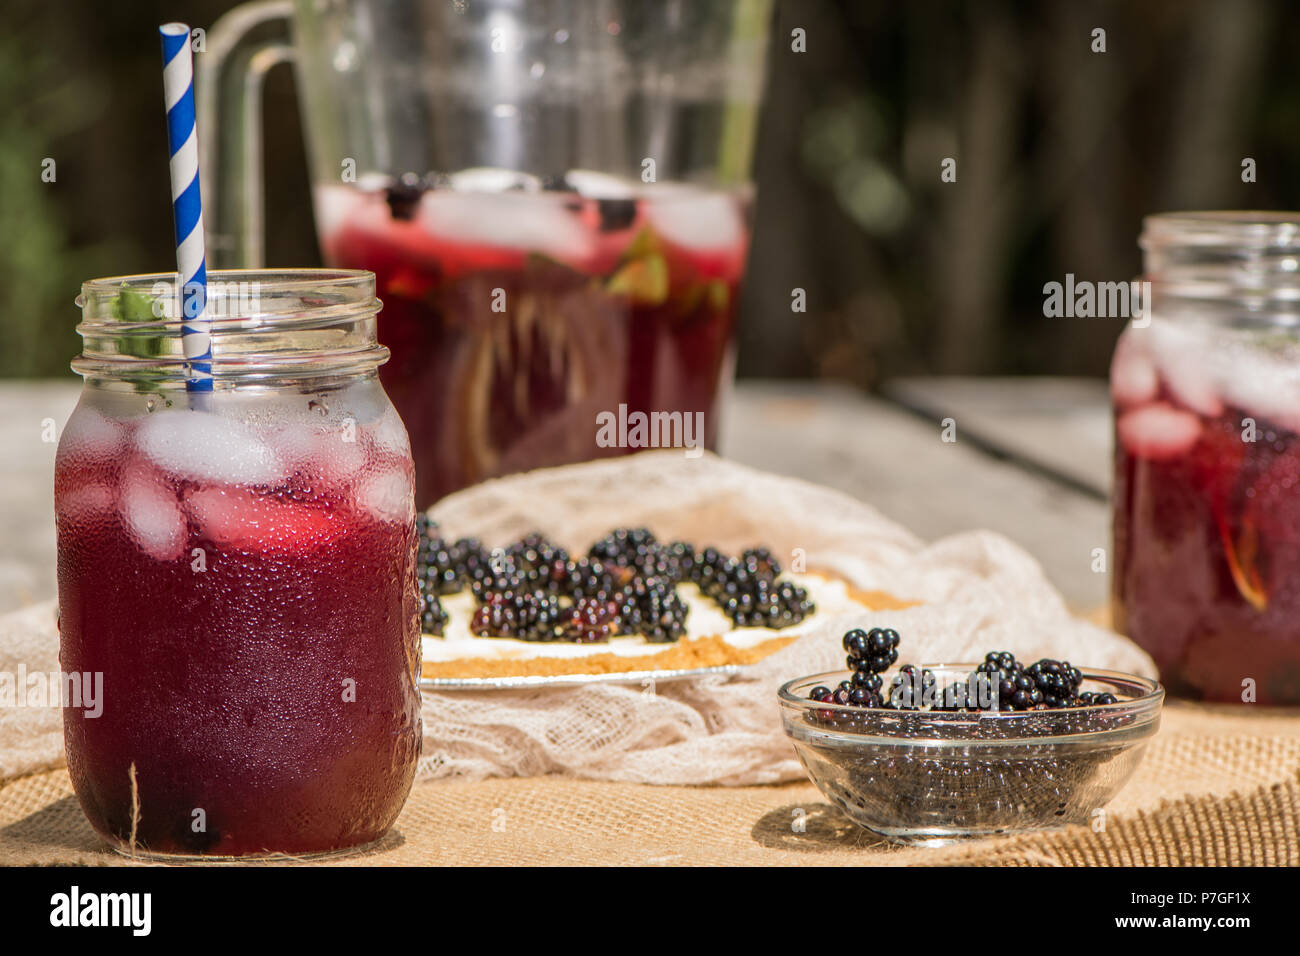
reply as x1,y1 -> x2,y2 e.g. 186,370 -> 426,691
778,665 -> 1163,846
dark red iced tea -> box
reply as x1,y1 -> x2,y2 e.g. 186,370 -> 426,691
1112,329 -> 1300,704
56,396 -> 421,856
315,176 -> 749,507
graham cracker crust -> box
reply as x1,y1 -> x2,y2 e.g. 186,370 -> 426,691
421,634 -> 800,680
419,575 -> 920,681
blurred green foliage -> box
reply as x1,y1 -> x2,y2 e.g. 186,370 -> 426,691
6,0 -> 1300,385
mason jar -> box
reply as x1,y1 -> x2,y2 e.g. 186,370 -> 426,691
57,269 -> 421,858
1112,212 -> 1300,704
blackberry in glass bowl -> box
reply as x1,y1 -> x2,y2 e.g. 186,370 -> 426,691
779,665 -> 1163,846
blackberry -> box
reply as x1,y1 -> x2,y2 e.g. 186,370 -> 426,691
620,577 -> 688,643
1076,691 -> 1118,706
740,547 -> 781,580
848,654 -> 881,674
520,591 -> 562,641
502,533 -> 572,595
854,627 -> 898,673
633,540 -> 696,585
843,626 -> 899,672
848,687 -> 884,708
595,196 -> 638,232
1026,659 -> 1082,707
976,652 -> 1025,707
934,680 -> 977,711
660,541 -> 697,583
385,175 -> 426,221
588,527 -> 659,569
564,558 -> 633,602
698,556 -> 750,602
470,592 -> 521,638
712,560 -> 814,629
470,565 -> 530,601
419,589 -> 448,636
850,670 -> 883,693
471,590 -> 562,641
1008,673 -> 1045,711
417,531 -> 491,595
453,538 -> 493,585
751,580 -> 814,629
890,664 -> 936,709
506,532 -> 569,576
419,540 -> 465,595
562,597 -> 621,644
842,628 -> 870,660
977,651 -> 1022,677
689,546 -> 729,591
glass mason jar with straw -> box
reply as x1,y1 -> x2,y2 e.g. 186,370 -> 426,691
55,25 -> 420,859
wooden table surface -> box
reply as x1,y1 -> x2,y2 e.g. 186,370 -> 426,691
0,377 -> 1111,615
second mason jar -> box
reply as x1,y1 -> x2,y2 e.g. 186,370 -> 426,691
1112,212 -> 1300,704
57,269 -> 422,857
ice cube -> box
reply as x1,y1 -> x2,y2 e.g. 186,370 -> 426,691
448,167 -> 543,193
1110,331 -> 1158,408
1219,353 -> 1300,433
564,169 -> 636,199
356,171 -> 393,193
418,190 -> 594,265
187,486 -> 345,554
312,183 -> 367,241
1149,324 -> 1223,418
56,406 -> 126,467
1117,402 -> 1203,461
370,406 -> 411,458
644,185 -> 744,253
357,468 -> 414,524
136,409 -> 286,486
119,465 -> 186,561
277,423 -> 368,488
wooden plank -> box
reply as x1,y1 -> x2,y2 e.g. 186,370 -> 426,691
721,381 -> 1110,609
0,382 -> 79,614
883,376 -> 1113,497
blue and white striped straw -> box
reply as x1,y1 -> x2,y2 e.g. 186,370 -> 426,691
160,22 -> 212,394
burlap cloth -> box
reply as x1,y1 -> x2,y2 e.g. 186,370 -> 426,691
3,451 -> 1298,864
2,703 -> 1298,865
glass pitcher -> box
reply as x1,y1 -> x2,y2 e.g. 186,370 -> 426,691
201,0 -> 773,507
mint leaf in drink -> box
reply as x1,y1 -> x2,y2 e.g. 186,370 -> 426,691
109,284 -> 165,358
620,226 -> 662,264
606,253 -> 668,305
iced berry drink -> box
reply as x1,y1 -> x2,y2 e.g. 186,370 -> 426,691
1112,322 -> 1300,703
56,385 -> 421,856
314,171 -> 750,507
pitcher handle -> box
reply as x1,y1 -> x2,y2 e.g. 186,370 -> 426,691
198,0 -> 295,268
